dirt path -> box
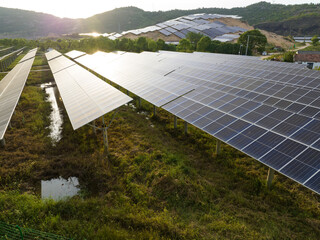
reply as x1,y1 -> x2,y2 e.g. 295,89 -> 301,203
260,43 -> 311,60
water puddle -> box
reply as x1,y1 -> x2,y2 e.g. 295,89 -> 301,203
41,82 -> 63,144
41,177 -> 80,200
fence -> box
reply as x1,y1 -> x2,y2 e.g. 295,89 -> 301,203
0,221 -> 70,240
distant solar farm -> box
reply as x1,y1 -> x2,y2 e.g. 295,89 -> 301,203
81,13 -> 248,44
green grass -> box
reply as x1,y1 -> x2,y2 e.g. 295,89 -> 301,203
301,44 -> 320,51
32,54 -> 48,66
294,42 -> 307,48
0,53 -> 320,239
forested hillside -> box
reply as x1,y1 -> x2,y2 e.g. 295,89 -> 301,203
255,13 -> 320,36
0,1 -> 319,38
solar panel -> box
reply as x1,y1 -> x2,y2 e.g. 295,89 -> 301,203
193,19 -> 209,25
159,29 -> 171,36
164,27 -> 176,33
45,50 -> 62,61
65,50 -> 86,59
0,48 -> 37,140
156,23 -> 167,28
18,48 -> 37,63
46,53 -> 132,130
74,50 -> 320,194
173,31 -> 186,39
172,24 -> 189,31
46,55 -> 76,74
75,52 -> 195,107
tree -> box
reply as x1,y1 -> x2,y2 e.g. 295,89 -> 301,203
283,51 -> 294,62
186,32 -> 204,49
311,35 -> 319,46
147,39 -> 157,52
136,37 -> 148,51
196,36 -> 211,52
156,39 -> 166,50
238,29 -> 267,55
176,39 -> 192,52
118,38 -> 131,51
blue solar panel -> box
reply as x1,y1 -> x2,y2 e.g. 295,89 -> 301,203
159,29 -> 171,36
72,50 -> 320,195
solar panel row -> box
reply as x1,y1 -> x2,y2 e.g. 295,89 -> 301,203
73,50 -> 320,194
46,51 -> 132,130
0,47 -> 25,61
0,48 -> 37,140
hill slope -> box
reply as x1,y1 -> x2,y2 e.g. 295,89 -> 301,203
0,7 -> 78,38
0,2 -> 319,38
255,13 -> 320,36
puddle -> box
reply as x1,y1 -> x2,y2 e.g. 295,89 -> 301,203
41,83 -> 63,144
41,177 -> 80,200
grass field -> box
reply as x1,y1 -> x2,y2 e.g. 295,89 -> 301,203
0,50 -> 319,239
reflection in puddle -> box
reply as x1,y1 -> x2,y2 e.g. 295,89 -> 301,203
41,83 -> 63,144
41,177 -> 80,200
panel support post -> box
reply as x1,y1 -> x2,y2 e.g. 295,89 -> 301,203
267,168 -> 275,189
174,116 -> 177,129
153,105 -> 156,116
184,122 -> 188,134
92,120 -> 96,135
216,139 -> 221,155
101,117 -> 108,154
0,138 -> 5,147
127,90 -> 129,95
138,97 -> 141,108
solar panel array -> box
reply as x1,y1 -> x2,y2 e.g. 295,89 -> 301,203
0,48 -> 37,140
76,51 -> 195,107
74,50 -> 320,194
46,51 -> 132,130
0,47 -> 14,57
105,13 -> 247,43
0,47 -> 25,61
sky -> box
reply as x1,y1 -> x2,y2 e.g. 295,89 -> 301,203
0,0 -> 318,18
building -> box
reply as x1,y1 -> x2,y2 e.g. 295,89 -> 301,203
294,51 -> 320,69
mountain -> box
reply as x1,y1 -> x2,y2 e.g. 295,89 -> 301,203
255,13 -> 320,36
0,2 -> 319,38
0,7 -> 78,38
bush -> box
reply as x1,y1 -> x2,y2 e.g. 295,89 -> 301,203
283,51 -> 295,62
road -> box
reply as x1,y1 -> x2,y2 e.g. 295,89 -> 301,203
260,43 -> 311,60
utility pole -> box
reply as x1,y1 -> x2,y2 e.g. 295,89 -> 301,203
245,35 -> 250,56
